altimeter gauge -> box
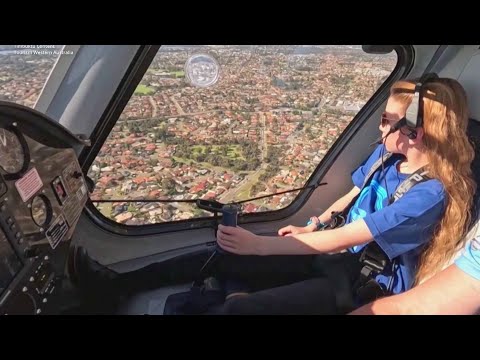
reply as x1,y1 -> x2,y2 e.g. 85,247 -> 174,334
0,126 -> 30,180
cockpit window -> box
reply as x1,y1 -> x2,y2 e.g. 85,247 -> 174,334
0,45 -> 65,108
89,45 -> 398,226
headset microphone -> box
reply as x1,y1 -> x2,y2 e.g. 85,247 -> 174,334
369,136 -> 383,146
370,134 -> 387,147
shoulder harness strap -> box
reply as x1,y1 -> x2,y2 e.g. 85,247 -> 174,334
389,167 -> 430,204
354,164 -> 431,303
334,151 -> 393,223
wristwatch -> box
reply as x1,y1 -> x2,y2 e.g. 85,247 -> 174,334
306,216 -> 326,230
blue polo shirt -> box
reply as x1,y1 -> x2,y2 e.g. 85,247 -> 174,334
346,145 -> 446,294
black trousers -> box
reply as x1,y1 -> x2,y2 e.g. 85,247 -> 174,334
211,251 -> 363,315
110,251 -> 316,295
109,250 -> 363,315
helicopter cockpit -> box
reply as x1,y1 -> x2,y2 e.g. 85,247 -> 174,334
1,45 -> 480,315
0,102 -> 89,314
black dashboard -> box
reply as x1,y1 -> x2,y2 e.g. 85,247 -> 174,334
0,101 -> 89,315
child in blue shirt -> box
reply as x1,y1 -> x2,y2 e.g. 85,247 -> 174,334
215,77 -> 476,314
346,143 -> 445,294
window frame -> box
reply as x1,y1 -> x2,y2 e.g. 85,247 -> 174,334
81,45 -> 415,236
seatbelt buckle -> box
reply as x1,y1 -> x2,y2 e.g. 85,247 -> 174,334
326,211 -> 346,229
358,244 -> 389,273
359,265 -> 375,279
359,257 -> 385,273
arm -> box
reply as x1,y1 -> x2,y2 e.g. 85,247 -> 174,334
349,264 -> 480,315
218,217 -> 374,256
219,178 -> 445,257
286,186 -> 361,234
315,186 -> 361,224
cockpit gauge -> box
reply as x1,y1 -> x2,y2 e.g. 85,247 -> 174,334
0,126 -> 29,180
31,194 -> 52,228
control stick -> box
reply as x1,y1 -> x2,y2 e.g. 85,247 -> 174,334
217,204 -> 238,254
196,203 -> 239,283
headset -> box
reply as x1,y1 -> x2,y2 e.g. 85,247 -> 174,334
402,72 -> 439,139
371,72 -> 439,145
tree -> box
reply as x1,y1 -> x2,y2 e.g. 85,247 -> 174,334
234,162 -> 248,171
149,158 -> 158,166
154,127 -> 167,140
196,153 -> 206,162
161,178 -> 176,195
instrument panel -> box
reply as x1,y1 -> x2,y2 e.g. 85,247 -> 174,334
0,101 -> 89,315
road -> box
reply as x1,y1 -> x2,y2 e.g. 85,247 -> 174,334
148,96 -> 158,118
170,96 -> 185,115
219,163 -> 267,203
259,112 -> 267,161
